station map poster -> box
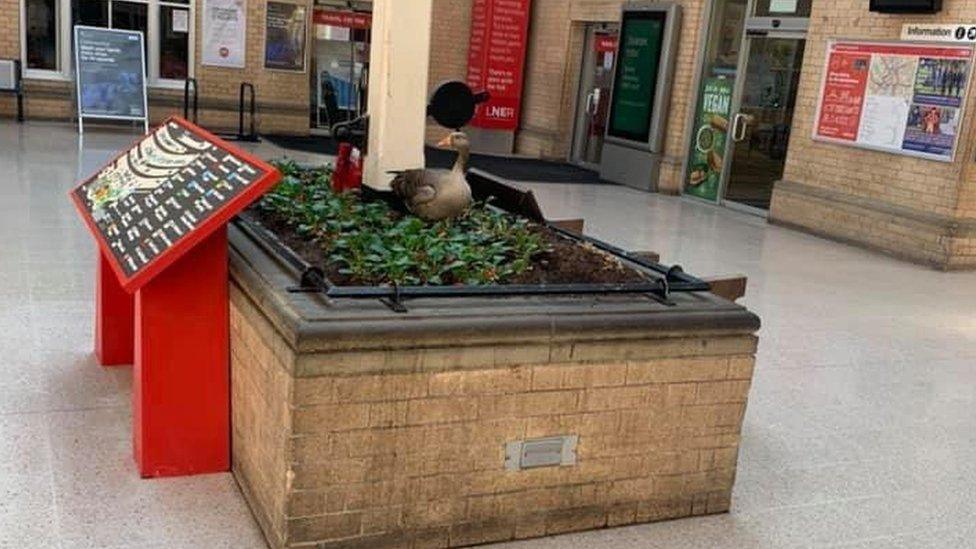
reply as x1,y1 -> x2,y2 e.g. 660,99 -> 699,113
70,118 -> 281,292
202,0 -> 247,68
74,26 -> 147,126
607,10 -> 667,143
265,2 -> 308,72
814,40 -> 974,162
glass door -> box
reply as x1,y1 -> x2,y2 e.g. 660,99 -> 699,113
571,24 -> 619,168
724,34 -> 805,211
683,0 -> 749,202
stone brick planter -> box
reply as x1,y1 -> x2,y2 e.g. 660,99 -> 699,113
228,224 -> 760,548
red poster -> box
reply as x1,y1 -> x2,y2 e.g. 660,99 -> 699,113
816,50 -> 871,141
466,0 -> 532,131
595,35 -> 618,53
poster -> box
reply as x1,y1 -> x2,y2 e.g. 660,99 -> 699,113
74,26 -> 146,120
813,41 -> 974,162
172,9 -> 189,33
607,11 -> 666,143
265,2 -> 307,71
685,77 -> 733,201
202,0 -> 246,68
466,0 -> 532,131
70,119 -> 279,291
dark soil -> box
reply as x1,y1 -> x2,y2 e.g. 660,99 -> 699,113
247,206 -> 649,287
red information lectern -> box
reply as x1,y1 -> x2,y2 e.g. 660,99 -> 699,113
70,118 -> 280,477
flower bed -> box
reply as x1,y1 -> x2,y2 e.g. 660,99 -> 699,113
250,161 -> 646,287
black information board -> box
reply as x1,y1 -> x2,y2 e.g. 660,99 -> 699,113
74,26 -> 147,130
71,119 -> 280,290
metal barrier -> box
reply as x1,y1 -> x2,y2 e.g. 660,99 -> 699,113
236,82 -> 258,142
0,59 -> 24,122
182,77 -> 198,124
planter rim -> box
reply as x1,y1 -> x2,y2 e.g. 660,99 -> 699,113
228,223 -> 761,353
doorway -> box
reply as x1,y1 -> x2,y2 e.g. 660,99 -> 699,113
683,0 -> 809,213
570,24 -> 619,169
309,7 -> 371,134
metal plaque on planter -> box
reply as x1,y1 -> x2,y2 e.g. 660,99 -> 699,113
70,117 -> 281,292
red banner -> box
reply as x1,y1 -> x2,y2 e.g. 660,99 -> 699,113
816,50 -> 870,141
313,9 -> 371,30
466,0 -> 532,131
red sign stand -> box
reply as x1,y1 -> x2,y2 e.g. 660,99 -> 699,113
96,252 -> 134,366
72,118 -> 280,478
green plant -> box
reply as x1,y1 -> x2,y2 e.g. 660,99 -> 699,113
258,161 -> 550,286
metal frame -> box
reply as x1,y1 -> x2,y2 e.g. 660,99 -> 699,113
569,23 -> 619,170
232,212 -> 711,313
73,25 -> 149,135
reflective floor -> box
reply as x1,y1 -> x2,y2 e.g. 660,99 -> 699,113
1,121 -> 975,548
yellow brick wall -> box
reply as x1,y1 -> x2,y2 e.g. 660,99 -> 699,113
229,282 -> 758,549
771,0 -> 976,269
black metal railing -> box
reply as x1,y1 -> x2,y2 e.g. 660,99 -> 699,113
183,77 -> 198,123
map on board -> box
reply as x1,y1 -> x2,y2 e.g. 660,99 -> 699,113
71,118 -> 280,290
814,41 -> 973,162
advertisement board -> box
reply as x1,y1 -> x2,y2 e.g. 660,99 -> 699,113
73,26 -> 147,132
202,0 -> 247,68
813,40 -> 974,162
69,118 -> 280,292
466,0 -> 532,131
684,77 -> 733,201
265,2 -> 307,71
607,11 -> 668,143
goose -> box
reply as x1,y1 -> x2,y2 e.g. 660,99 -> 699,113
389,132 -> 473,221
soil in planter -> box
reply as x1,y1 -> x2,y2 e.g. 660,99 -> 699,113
248,165 -> 647,286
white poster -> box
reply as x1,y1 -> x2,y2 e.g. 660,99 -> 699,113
769,0 -> 798,13
202,0 -> 246,68
172,9 -> 189,33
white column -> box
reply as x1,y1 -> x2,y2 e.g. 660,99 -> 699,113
363,0 -> 433,190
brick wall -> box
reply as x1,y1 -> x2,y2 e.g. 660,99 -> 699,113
229,281 -> 758,548
770,0 -> 976,269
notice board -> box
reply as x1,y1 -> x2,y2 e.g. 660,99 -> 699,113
813,40 -> 974,162
607,10 -> 668,143
466,0 -> 532,131
70,118 -> 280,292
74,26 -> 147,126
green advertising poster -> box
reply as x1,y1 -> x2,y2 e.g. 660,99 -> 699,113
608,14 -> 665,143
684,77 -> 733,201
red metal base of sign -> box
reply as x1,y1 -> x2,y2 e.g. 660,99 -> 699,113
132,228 -> 230,478
95,252 -> 135,366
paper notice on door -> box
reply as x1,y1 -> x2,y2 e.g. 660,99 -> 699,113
603,52 -> 614,70
172,9 -> 189,33
769,0 -> 798,13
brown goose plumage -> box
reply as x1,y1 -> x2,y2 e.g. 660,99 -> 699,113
390,132 -> 472,221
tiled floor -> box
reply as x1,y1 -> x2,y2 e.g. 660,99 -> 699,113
1,121 -> 975,548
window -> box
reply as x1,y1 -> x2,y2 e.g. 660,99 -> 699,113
25,0 -> 58,70
21,0 -> 194,86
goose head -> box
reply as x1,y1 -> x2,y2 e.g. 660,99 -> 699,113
436,131 -> 471,172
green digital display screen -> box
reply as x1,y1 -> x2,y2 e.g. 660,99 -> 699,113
608,11 -> 667,143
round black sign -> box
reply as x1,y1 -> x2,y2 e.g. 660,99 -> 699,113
427,81 -> 489,130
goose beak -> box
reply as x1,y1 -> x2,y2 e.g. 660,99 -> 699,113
436,135 -> 453,148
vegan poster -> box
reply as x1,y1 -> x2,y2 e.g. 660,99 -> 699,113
685,77 -> 733,201
265,2 -> 307,72
814,41 -> 973,162
202,0 -> 247,68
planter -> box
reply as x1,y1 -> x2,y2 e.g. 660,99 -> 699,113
228,222 -> 760,548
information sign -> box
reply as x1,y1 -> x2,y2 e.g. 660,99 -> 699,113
814,40 -> 974,162
70,118 -> 281,292
607,11 -> 667,143
202,0 -> 247,68
74,26 -> 148,133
